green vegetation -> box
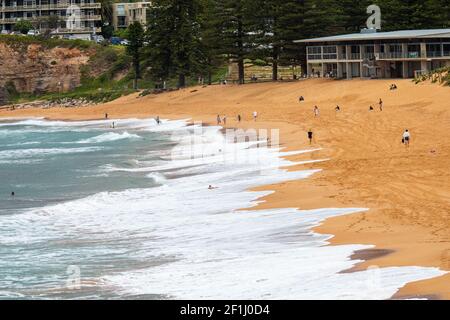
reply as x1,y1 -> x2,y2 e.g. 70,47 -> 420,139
4,0 -> 450,104
13,20 -> 34,34
142,0 -> 450,86
414,66 -> 450,86
0,35 -> 97,51
126,22 -> 145,89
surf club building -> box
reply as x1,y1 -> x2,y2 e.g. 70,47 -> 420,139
297,29 -> 450,79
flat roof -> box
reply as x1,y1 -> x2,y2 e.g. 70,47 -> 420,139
296,29 -> 450,43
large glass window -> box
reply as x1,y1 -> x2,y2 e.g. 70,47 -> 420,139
426,44 -> 442,57
307,46 -> 322,60
117,4 -> 125,16
323,46 -> 337,59
444,44 -> 450,57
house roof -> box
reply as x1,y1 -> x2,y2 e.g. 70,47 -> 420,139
295,29 -> 450,43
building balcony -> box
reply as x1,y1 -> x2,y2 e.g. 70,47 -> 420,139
53,27 -> 101,34
0,3 -> 101,12
0,17 -> 16,23
0,15 -> 101,24
348,53 -> 361,60
377,52 -> 423,60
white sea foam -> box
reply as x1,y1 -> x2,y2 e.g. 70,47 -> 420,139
0,147 -> 104,159
0,118 -> 445,299
77,132 -> 141,144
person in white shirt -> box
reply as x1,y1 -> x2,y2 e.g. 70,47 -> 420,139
253,111 -> 258,121
314,106 -> 320,117
403,129 -> 411,147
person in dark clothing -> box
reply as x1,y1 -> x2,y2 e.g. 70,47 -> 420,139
307,130 -> 313,145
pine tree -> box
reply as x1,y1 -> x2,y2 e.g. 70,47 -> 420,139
198,0 -> 226,85
145,0 -> 202,88
126,22 -> 145,90
213,0 -> 257,84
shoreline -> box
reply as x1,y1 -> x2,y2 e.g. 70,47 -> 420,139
1,78 -> 449,299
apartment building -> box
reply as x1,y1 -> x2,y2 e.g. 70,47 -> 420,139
297,29 -> 450,79
112,1 -> 151,30
0,0 -> 101,35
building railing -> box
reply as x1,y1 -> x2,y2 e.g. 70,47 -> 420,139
307,54 -> 322,61
427,51 -> 443,57
323,54 -> 337,60
306,46 -> 450,62
0,15 -> 101,23
377,52 -> 422,59
0,18 -> 16,23
53,27 -> 101,33
0,3 -> 100,12
348,53 -> 361,60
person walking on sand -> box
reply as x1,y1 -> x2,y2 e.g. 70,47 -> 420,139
253,111 -> 258,121
217,114 -> 221,125
379,98 -> 383,111
403,129 -> 411,148
237,114 -> 241,122
314,106 -> 320,117
105,113 -> 108,119
223,115 -> 227,126
307,129 -> 313,145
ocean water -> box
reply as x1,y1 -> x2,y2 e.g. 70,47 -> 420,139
0,117 -> 445,300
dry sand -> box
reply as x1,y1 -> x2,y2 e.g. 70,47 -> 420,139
1,78 -> 449,299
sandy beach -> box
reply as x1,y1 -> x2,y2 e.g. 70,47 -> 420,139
1,78 -> 449,299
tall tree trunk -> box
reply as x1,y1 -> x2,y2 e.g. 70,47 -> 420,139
238,58 -> 245,85
272,46 -> 279,81
178,74 -> 186,88
237,19 -> 245,84
133,56 -> 140,90
207,58 -> 212,85
207,71 -> 212,85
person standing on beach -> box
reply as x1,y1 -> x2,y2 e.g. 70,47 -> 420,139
237,114 -> 241,122
307,129 -> 313,145
223,115 -> 227,126
217,114 -> 221,125
379,99 -> 383,111
105,113 -> 108,119
253,111 -> 258,121
314,106 -> 320,117
403,129 -> 411,147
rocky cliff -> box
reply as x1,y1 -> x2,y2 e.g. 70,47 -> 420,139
0,41 -> 92,95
